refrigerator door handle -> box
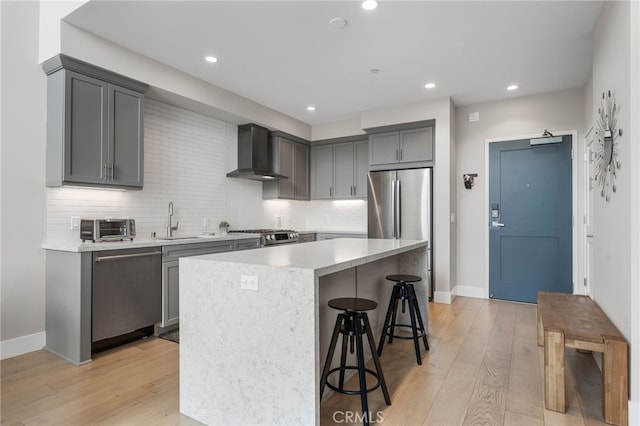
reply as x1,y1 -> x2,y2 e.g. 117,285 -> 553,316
391,180 -> 397,238
397,180 -> 402,239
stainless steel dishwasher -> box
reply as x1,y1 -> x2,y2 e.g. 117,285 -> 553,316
92,247 -> 162,342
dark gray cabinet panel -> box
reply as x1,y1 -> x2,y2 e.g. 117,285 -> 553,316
110,86 -> 143,187
311,144 -> 334,199
67,72 -> 108,184
312,140 -> 368,200
369,127 -> 434,169
44,58 -> 146,189
264,136 -> 310,200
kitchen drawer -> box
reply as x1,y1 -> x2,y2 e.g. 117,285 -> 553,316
234,238 -> 261,251
162,240 -> 234,262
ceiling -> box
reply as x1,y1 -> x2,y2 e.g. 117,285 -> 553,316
64,1 -> 603,126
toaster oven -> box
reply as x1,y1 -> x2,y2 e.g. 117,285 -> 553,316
80,218 -> 136,242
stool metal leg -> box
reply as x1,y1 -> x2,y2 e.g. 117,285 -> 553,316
338,321 -> 349,389
388,286 -> 400,344
409,284 -> 430,351
320,314 -> 343,398
406,285 -> 423,365
378,285 -> 399,356
354,315 -> 370,426
362,313 -> 391,405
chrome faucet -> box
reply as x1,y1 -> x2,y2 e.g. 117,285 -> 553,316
167,201 -> 179,237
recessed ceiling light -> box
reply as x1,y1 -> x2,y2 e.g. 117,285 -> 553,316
507,84 -> 519,91
307,106 -> 316,111
370,68 -> 380,74
329,17 -> 348,29
205,56 -> 218,63
362,0 -> 378,11
425,82 -> 436,89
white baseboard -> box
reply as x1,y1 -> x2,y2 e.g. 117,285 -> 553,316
454,285 -> 487,299
630,399 -> 640,426
1,331 -> 45,360
433,291 -> 453,304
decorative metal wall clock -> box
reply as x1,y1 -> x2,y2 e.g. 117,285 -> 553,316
594,90 -> 622,201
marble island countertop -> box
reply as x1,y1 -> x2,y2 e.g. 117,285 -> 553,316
179,237 -> 429,425
42,233 -> 262,252
188,238 -> 427,277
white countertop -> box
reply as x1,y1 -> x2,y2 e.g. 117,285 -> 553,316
188,237 -> 427,277
42,233 -> 262,252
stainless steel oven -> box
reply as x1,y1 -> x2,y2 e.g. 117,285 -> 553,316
228,229 -> 298,247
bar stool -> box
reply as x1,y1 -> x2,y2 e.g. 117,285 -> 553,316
377,274 -> 430,365
320,297 -> 391,425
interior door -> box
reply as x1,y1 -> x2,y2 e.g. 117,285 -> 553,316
489,135 -> 572,303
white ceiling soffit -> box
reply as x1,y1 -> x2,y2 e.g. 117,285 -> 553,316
64,1 -> 603,126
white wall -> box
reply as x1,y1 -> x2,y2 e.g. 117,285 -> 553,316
630,0 -> 640,416
591,2 -> 638,416
1,1 -> 47,352
590,0 -> 631,341
455,88 -> 585,297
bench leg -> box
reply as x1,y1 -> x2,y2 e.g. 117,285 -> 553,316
537,307 -> 543,346
603,338 -> 628,426
544,329 -> 565,412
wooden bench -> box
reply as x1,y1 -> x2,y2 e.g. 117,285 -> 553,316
537,291 -> 628,425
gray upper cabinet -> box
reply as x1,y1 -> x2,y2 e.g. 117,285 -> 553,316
311,144 -> 334,199
311,140 -> 368,200
43,55 -> 147,189
263,134 -> 310,200
369,127 -> 433,169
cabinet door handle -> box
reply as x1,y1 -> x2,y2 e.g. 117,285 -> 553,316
103,162 -> 108,180
395,149 -> 399,161
109,163 -> 114,180
353,186 -> 356,196
329,187 -> 332,197
400,149 -> 403,161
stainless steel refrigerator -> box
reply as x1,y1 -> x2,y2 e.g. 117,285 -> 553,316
367,168 -> 433,299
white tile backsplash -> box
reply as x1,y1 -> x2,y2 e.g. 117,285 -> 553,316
45,99 -> 367,244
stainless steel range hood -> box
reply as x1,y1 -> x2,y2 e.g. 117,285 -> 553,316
226,123 -> 288,181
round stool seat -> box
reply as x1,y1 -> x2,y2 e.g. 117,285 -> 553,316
386,274 -> 422,283
328,297 -> 377,312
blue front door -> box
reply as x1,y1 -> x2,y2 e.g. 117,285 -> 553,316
489,135 -> 573,303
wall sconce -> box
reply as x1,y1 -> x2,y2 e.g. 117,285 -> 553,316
463,173 -> 477,189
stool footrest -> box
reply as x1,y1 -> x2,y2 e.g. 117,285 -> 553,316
326,366 -> 383,395
384,323 -> 427,340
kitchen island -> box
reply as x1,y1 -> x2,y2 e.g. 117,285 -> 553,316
179,238 -> 429,425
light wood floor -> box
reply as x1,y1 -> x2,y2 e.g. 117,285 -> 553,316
2,298 -> 606,425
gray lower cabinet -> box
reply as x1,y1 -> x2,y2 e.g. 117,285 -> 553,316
311,140 -> 368,199
160,238 -> 260,327
316,233 -> 367,240
43,55 -> 147,189
263,135 -> 310,200
369,127 -> 433,169
298,233 -> 316,243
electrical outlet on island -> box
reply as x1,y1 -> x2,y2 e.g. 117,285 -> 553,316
240,275 -> 259,291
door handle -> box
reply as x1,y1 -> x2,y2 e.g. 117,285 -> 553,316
491,221 -> 505,228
